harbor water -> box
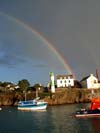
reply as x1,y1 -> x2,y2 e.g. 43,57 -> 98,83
0,103 -> 100,133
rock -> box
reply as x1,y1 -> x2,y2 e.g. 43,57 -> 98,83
0,88 -> 100,106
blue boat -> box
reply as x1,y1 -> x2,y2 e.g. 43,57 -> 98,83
18,97 -> 48,111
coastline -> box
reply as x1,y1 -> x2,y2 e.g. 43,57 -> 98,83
0,88 -> 100,106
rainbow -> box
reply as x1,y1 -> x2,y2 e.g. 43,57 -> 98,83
0,12 -> 76,79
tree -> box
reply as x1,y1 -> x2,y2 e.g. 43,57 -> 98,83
1,82 -> 13,87
34,83 -> 43,98
18,79 -> 30,92
18,79 -> 30,101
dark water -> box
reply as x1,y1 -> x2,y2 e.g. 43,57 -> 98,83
0,103 -> 100,133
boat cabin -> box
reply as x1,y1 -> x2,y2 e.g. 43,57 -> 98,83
91,98 -> 100,110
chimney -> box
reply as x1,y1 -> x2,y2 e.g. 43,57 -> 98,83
96,69 -> 99,81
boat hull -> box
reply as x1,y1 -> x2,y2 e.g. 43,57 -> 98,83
75,109 -> 100,118
18,101 -> 48,111
18,104 -> 47,111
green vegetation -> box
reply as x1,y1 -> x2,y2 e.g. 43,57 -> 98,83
0,78 -> 100,106
18,79 -> 30,92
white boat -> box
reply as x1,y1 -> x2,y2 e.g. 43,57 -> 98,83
18,97 -> 48,111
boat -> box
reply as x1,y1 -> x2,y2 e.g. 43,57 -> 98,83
75,98 -> 100,118
18,97 -> 48,111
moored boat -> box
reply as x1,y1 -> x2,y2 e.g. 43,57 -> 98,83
75,98 -> 100,118
18,97 -> 48,111
75,108 -> 100,117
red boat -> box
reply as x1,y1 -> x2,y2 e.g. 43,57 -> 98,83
75,98 -> 100,117
91,98 -> 100,110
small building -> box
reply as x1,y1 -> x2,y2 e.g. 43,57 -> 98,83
56,75 -> 74,88
80,74 -> 100,89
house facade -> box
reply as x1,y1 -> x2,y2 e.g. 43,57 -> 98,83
80,74 -> 100,89
56,75 -> 74,88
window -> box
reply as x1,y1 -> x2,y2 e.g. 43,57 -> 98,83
94,80 -> 97,83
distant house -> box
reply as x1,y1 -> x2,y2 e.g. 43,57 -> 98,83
80,74 -> 100,89
6,84 -> 19,91
56,75 -> 74,88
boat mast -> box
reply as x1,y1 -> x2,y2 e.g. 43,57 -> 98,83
25,91 -> 27,101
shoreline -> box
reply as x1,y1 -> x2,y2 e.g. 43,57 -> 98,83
0,88 -> 100,106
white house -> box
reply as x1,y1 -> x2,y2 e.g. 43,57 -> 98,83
80,74 -> 100,89
56,75 -> 74,88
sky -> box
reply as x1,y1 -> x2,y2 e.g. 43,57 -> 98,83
0,0 -> 100,85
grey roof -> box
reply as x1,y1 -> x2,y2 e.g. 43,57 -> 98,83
80,75 -> 90,82
56,75 -> 73,79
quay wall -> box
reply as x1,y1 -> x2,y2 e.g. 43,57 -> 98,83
0,88 -> 100,106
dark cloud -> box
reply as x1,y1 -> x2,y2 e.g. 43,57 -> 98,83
32,64 -> 48,68
0,39 -> 27,67
0,0 -> 100,84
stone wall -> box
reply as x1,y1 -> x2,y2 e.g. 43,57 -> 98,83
44,88 -> 100,105
0,88 -> 100,106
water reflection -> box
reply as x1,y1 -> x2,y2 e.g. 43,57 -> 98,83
0,104 -> 100,133
91,118 -> 100,133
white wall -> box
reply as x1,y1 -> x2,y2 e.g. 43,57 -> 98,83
57,77 -> 74,88
87,74 -> 99,89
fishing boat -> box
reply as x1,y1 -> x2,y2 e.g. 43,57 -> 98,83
18,97 -> 48,111
75,98 -> 100,118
